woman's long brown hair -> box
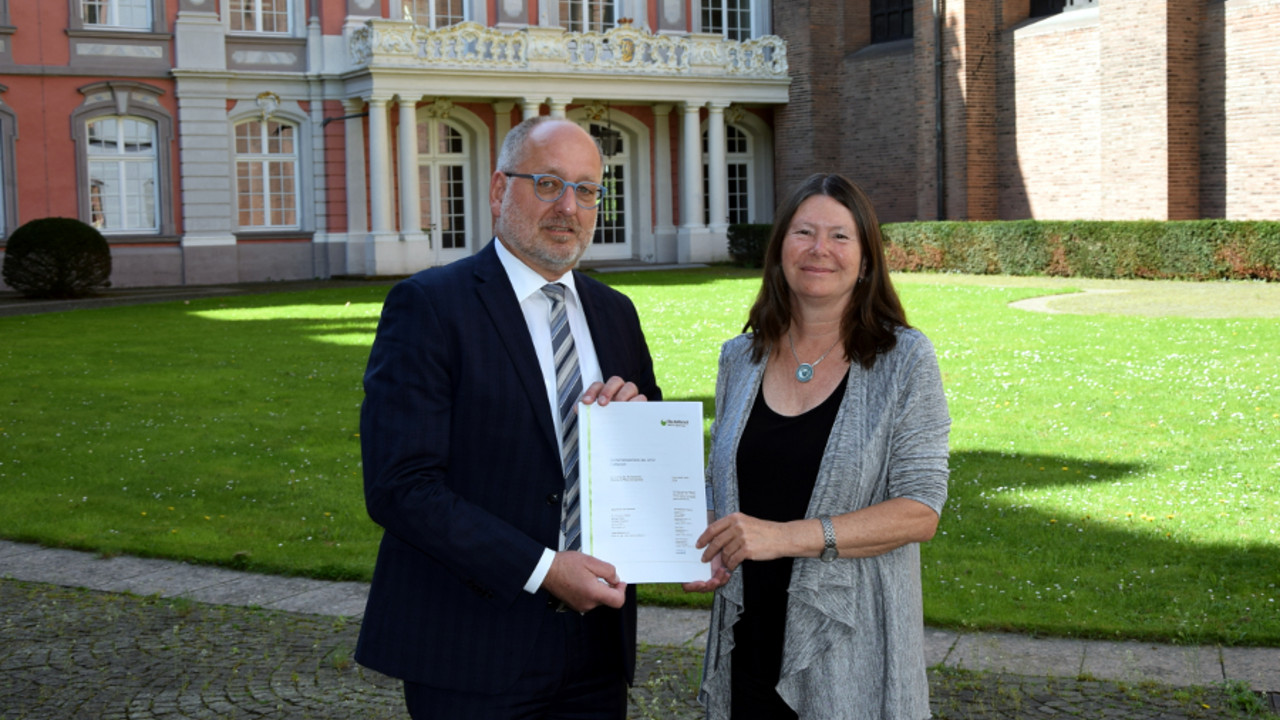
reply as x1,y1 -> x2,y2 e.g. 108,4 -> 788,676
745,173 -> 910,370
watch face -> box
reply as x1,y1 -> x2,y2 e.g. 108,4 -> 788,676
820,547 -> 837,562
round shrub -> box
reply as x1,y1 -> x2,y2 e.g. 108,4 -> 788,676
2,217 -> 112,298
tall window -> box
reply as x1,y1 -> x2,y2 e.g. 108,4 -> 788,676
86,117 -> 158,233
703,125 -> 752,225
417,120 -> 469,250
701,0 -> 751,41
560,0 -> 613,32
589,124 -> 626,246
229,0 -> 290,33
235,119 -> 299,229
1030,0 -> 1097,17
0,99 -> 15,238
871,0 -> 911,43
0,115 -> 6,236
81,0 -> 151,29
403,0 -> 464,28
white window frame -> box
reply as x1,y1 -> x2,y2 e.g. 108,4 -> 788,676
559,0 -> 614,32
80,0 -> 152,30
698,0 -> 768,39
702,124 -> 754,225
402,0 -> 468,29
85,116 -> 160,234
228,0 -> 293,35
234,118 -> 301,230
0,95 -> 12,238
416,118 -> 472,251
0,122 -> 9,237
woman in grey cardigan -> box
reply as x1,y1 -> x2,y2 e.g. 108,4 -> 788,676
684,174 -> 951,720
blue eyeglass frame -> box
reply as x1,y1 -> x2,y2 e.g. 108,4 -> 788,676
503,172 -> 605,209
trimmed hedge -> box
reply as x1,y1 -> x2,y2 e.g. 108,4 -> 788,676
881,220 -> 1280,281
727,223 -> 772,268
2,217 -> 113,298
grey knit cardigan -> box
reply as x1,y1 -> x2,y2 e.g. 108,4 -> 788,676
698,329 -> 951,720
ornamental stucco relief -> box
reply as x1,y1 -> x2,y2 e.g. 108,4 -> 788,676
349,19 -> 787,79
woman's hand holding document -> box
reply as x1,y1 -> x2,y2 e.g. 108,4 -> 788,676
577,401 -> 711,584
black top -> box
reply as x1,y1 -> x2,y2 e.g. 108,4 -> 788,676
730,370 -> 849,719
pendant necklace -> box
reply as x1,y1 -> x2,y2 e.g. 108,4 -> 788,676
787,329 -> 842,383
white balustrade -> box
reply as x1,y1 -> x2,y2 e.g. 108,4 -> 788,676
349,19 -> 787,79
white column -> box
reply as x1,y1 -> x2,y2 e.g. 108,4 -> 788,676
397,97 -> 422,240
306,13 -> 322,72
547,98 -> 571,118
343,98 -> 369,274
494,101 -> 515,161
706,101 -> 729,238
366,97 -> 403,273
679,102 -> 703,229
676,101 -> 712,263
522,98 -> 542,120
308,84 -> 329,277
652,103 -> 677,263
368,98 -> 394,234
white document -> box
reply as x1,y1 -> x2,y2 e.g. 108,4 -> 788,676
578,401 -> 710,584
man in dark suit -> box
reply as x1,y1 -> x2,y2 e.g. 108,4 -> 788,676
355,116 -> 661,719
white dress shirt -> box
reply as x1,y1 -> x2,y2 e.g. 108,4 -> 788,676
493,239 -> 603,594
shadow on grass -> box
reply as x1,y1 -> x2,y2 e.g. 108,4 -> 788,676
932,450 -> 1280,646
648,449 -> 1280,646
7,287 -> 1277,646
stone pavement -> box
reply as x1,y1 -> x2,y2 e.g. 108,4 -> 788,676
2,540 -> 1277,719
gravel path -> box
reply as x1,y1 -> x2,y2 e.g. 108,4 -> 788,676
3,579 -> 1272,720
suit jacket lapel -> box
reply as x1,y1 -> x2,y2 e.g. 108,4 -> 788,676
473,242 -> 559,454
576,271 -> 619,379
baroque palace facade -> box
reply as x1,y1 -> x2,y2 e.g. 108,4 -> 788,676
0,0 -> 788,287
0,0 -> 1276,288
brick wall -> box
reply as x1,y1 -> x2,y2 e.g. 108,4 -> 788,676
1100,0 -> 1171,219
1200,0 -> 1280,220
998,13 -> 1102,219
913,0 -> 939,219
1166,0 -> 1201,219
784,0 -> 1280,223
841,42 -> 917,222
957,0 -> 999,220
773,0 -> 848,197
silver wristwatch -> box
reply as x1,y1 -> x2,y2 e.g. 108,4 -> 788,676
819,515 -> 838,562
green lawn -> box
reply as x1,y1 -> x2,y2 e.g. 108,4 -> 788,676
1,268 -> 1276,646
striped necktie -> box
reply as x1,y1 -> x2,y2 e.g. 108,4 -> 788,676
541,283 -> 584,551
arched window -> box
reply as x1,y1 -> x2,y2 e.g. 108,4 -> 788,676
417,119 -> 470,251
0,92 -> 14,238
402,0 -> 465,28
590,123 -> 627,246
86,117 -> 159,233
72,82 -> 174,237
234,119 -> 299,229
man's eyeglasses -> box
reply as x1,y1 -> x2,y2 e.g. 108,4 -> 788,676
504,172 -> 605,210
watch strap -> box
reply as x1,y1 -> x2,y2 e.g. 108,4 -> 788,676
819,515 -> 838,561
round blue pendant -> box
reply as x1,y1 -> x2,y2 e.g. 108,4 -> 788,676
795,363 -> 815,383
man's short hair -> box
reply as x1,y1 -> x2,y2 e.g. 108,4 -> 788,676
496,116 -> 602,172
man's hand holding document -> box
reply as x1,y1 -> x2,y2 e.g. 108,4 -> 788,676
577,401 -> 711,584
